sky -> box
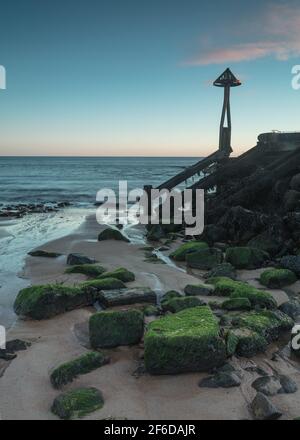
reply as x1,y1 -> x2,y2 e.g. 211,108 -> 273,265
0,0 -> 300,157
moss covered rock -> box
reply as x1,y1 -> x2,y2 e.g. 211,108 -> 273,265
160,290 -> 182,304
14,284 -> 98,320
260,269 -> 297,288
65,264 -> 106,277
225,247 -> 269,269
237,310 -> 294,343
82,277 -> 126,291
144,306 -> 226,374
204,263 -> 236,280
98,287 -> 157,307
143,305 -> 160,316
50,351 -> 109,389
227,328 -> 268,358
186,248 -> 223,270
184,284 -> 215,296
51,387 -> 104,419
162,296 -> 205,313
222,297 -> 252,311
98,227 -> 130,242
169,241 -> 208,261
97,267 -> 135,282
89,309 -> 144,348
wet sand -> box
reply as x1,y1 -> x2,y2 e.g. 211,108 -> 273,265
0,214 -> 300,420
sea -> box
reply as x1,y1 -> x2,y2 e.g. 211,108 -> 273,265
0,156 -> 198,328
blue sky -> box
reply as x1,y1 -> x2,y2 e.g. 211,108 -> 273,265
0,0 -> 300,156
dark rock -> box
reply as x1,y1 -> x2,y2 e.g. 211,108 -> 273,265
248,231 -> 282,257
225,246 -> 269,269
28,250 -> 62,258
186,247 -> 223,270
201,224 -> 227,244
284,190 -> 300,212
199,371 -> 241,388
204,263 -> 236,280
98,287 -> 157,307
98,227 -> 130,242
280,255 -> 300,277
67,253 -> 97,265
218,206 -> 266,242
252,376 -> 282,396
290,173 -> 300,191
279,375 -> 298,394
184,284 -> 215,296
250,392 -> 282,420
278,300 -> 300,320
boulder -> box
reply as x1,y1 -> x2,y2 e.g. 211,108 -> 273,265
247,232 -> 282,257
28,250 -> 62,258
259,268 -> 297,288
217,206 -> 265,242
200,224 -> 227,244
161,296 -> 205,313
225,247 -> 269,269
160,290 -> 182,304
284,190 -> 300,211
280,255 -> 300,277
98,227 -> 130,242
290,173 -> 300,191
144,306 -> 226,374
97,267 -> 135,282
169,241 -> 208,261
98,287 -> 157,307
65,264 -> 106,277
186,248 -> 223,270
252,376 -> 282,396
14,284 -> 99,320
250,392 -> 282,420
184,284 -> 215,296
67,253 -> 96,265
226,328 -> 268,358
278,375 -> 298,394
50,351 -> 109,389
222,297 -> 251,311
199,371 -> 241,388
89,309 -> 144,348
51,387 -> 104,420
204,263 -> 236,280
278,300 -> 300,319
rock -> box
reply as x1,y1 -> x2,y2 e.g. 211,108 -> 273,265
98,227 -> 130,242
218,206 -> 265,242
225,247 -> 269,269
160,290 -> 182,304
222,297 -> 252,311
65,264 -> 106,277
162,296 -> 205,313
250,392 -> 282,420
280,255 -> 300,277
209,277 -> 277,309
143,305 -> 160,316
51,387 -> 104,419
5,339 -> 31,352
284,190 -> 300,212
290,173 -> 300,191
184,284 -> 215,296
67,253 -> 96,265
200,224 -> 227,244
169,241 -> 208,261
260,269 -> 297,288
278,375 -> 298,394
144,306 -> 226,374
248,232 -> 282,257
82,277 -> 126,292
279,300 -> 300,319
98,287 -> 157,307
50,351 -> 109,389
199,371 -> 241,388
89,309 -> 144,348
146,225 -> 165,241
226,328 -> 268,357
252,376 -> 282,396
204,263 -> 236,280
97,267 -> 135,282
28,250 -> 62,258
186,248 -> 223,270
14,284 -> 100,320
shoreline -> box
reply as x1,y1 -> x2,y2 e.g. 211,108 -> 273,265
1,214 -> 300,420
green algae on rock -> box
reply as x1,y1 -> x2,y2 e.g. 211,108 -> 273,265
226,328 -> 268,358
51,387 -> 104,419
225,247 -> 269,269
89,309 -> 144,348
184,284 -> 215,296
222,297 -> 252,311
160,290 -> 182,304
65,264 -> 106,277
186,247 -> 223,270
82,277 -> 126,291
97,267 -> 135,282
259,268 -> 297,288
50,351 -> 109,389
169,241 -> 208,261
98,227 -> 130,242
144,306 -> 226,374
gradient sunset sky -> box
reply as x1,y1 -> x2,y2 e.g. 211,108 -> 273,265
1,0 -> 300,157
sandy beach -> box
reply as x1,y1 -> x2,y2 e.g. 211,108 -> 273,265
0,213 -> 299,420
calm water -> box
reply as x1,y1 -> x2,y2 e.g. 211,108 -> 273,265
0,156 -> 199,328
0,156 -> 198,206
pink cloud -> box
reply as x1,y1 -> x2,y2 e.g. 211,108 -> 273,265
186,3 -> 300,65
